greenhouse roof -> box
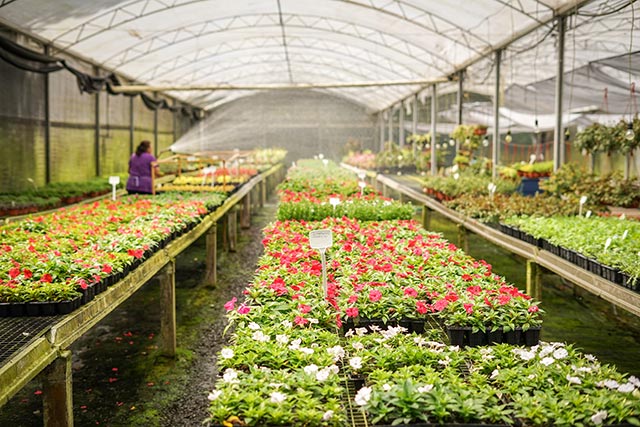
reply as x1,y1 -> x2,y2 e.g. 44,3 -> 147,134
0,0 -> 637,112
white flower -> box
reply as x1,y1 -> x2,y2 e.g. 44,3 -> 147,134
288,338 -> 302,350
584,353 -> 597,362
490,369 -> 499,379
629,376 -> 640,387
350,357 -> 363,370
518,350 -> 536,361
304,364 -> 319,375
222,368 -> 239,384
355,327 -> 368,336
344,329 -> 355,337
618,383 -> 635,393
329,364 -> 340,375
540,357 -> 555,366
308,318 -> 319,324
438,356 -> 451,366
527,374 -> 536,380
553,348 -> 568,360
322,410 -> 334,421
316,368 -> 331,382
327,345 -> 345,361
276,334 -> 289,344
413,337 -> 427,347
351,342 -> 365,351
538,345 -> 554,358
299,347 -> 314,355
248,322 -> 261,330
428,341 -> 446,349
591,410 -> 608,425
281,320 -> 293,328
354,387 -> 372,406
207,390 -> 222,401
382,383 -> 392,391
220,348 -> 234,359
417,384 -> 434,393
252,331 -> 270,342
449,345 -> 460,351
566,375 -> 582,385
369,325 -> 381,332
270,391 -> 287,404
603,379 -> 620,389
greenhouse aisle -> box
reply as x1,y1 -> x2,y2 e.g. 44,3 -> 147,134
0,196 -> 279,427
427,210 -> 640,377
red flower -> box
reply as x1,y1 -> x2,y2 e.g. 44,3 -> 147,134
403,287 -> 418,298
40,273 -> 53,283
498,294 -> 511,305
298,304 -> 312,314
463,303 -> 474,314
445,292 -> 459,302
347,295 -> 358,304
368,289 -> 382,302
294,315 -> 309,326
101,264 -> 112,274
127,249 -> 144,259
416,300 -> 428,314
345,307 -> 359,318
528,305 -> 539,313
78,279 -> 88,290
461,274 -> 473,282
224,297 -> 237,311
22,269 -> 33,279
8,267 -> 20,279
466,285 -> 481,296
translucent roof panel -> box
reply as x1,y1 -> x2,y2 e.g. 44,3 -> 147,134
0,0 -> 635,111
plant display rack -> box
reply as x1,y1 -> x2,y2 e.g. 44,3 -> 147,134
0,164 -> 284,411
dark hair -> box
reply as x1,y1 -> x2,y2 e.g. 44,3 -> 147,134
135,140 -> 151,156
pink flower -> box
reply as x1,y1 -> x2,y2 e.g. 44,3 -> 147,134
403,287 -> 418,298
433,299 -> 449,312
368,289 -> 382,302
445,292 -> 459,302
528,305 -> 539,313
298,304 -> 312,314
416,300 -> 428,314
463,303 -> 474,314
78,279 -> 88,290
347,295 -> 358,304
346,307 -> 359,318
102,264 -> 112,274
224,297 -> 237,312
466,285 -> 481,296
498,294 -> 511,305
237,303 -> 251,314
294,315 -> 309,326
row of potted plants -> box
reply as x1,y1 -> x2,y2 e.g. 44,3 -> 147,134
0,175 -> 127,217
422,168 -> 520,202
502,215 -> 640,290
0,192 -> 228,315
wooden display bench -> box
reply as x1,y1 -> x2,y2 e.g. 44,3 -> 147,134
0,164 -> 285,427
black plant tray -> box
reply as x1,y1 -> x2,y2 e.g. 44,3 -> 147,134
446,326 -> 540,347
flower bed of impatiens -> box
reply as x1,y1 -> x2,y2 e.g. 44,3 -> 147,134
0,192 -> 227,315
503,215 -> 640,290
205,160 -> 640,426
277,160 -> 413,221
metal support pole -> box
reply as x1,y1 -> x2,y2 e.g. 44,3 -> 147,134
43,350 -> 74,427
172,99 -> 178,143
159,260 -> 176,357
387,108 -> 393,145
492,49 -> 501,181
153,93 -> 159,158
421,206 -> 431,230
456,71 -> 464,154
430,84 -> 438,176
129,96 -> 135,155
554,15 -> 566,171
379,113 -> 385,152
526,260 -> 542,301
94,68 -> 101,178
399,103 -> 405,147
457,224 -> 468,253
205,224 -> 217,286
412,95 -> 418,135
44,45 -> 51,184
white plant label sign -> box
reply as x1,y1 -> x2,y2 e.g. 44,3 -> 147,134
109,176 -> 120,201
310,229 -> 333,298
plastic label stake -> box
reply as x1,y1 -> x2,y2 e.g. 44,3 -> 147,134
329,197 -> 340,213
108,176 -> 120,201
358,181 -> 366,196
309,229 -> 333,298
579,195 -> 588,217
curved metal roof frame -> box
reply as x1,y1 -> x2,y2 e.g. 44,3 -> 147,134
0,0 -> 634,112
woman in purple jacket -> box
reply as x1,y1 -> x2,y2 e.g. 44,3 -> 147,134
126,141 -> 162,194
